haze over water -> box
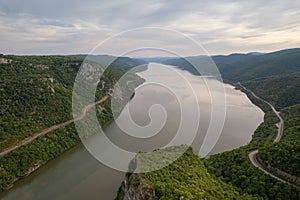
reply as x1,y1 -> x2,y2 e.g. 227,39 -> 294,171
0,63 -> 264,200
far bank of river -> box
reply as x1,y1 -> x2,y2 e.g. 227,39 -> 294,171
0,63 -> 264,200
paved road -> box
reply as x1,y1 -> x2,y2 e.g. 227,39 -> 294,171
248,150 -> 289,184
239,84 -> 284,142
0,95 -> 109,157
237,83 -> 295,186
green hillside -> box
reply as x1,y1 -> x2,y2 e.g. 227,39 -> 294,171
0,54 -> 144,191
205,49 -> 300,199
0,55 -> 144,150
116,146 -> 258,200
139,48 -> 300,199
215,48 -> 300,81
258,104 -> 300,177
243,74 -> 300,109
143,47 -> 300,98
0,55 -> 83,150
205,112 -> 300,199
1,48 -> 300,198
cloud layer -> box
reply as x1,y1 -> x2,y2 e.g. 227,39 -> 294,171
1,0 -> 300,55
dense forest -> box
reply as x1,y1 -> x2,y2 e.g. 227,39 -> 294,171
258,104 -> 300,178
243,74 -> 300,109
117,146 -> 258,200
1,48 -> 300,198
0,55 -> 81,150
205,107 -> 300,199
132,48 -> 300,199
0,54 -> 144,191
205,49 -> 300,199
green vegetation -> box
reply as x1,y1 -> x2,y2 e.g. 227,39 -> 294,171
1,47 -> 300,198
258,104 -> 300,177
214,48 -> 300,81
0,54 -> 144,191
149,48 -> 300,199
0,124 -> 79,189
204,48 -> 300,199
0,55 -> 144,151
244,74 -> 300,109
205,80 -> 300,198
0,55 -> 81,150
205,106 -> 300,199
117,146 -> 258,200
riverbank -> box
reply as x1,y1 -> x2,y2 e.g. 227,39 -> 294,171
205,81 -> 300,199
0,65 -> 146,194
3,140 -> 78,191
0,64 -> 266,199
238,83 -> 299,187
0,95 -> 110,190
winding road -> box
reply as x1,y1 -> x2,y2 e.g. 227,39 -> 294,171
237,83 -> 294,185
0,95 -> 109,158
248,150 -> 290,184
239,83 -> 284,142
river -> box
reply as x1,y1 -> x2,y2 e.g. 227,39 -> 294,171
0,63 -> 264,200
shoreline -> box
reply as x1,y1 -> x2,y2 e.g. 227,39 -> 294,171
2,144 -> 77,191
1,105 -> 119,193
0,72 -> 146,194
1,69 -> 265,197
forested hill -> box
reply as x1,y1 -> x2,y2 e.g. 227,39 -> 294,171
0,54 -> 144,150
208,49 -> 300,198
71,55 -> 147,72
150,48 -> 300,108
212,48 -> 300,109
0,55 -> 82,150
155,48 -> 300,80
132,48 -> 300,199
214,48 -> 300,81
0,54 -> 144,191
116,146 -> 258,200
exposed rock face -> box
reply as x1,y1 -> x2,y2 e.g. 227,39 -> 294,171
116,173 -> 155,200
0,58 -> 12,64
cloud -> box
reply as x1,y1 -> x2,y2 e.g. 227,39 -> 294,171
1,0 -> 300,55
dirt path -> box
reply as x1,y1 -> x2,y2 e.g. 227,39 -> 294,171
0,95 -> 109,157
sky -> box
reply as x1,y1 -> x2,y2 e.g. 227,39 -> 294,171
1,0 -> 300,56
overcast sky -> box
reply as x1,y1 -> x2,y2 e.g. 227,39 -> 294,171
1,0 -> 300,56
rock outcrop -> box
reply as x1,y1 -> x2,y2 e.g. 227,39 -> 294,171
116,173 -> 155,200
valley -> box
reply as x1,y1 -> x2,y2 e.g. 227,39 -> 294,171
0,48 -> 300,199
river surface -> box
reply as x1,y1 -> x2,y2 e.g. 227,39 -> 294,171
0,63 -> 264,200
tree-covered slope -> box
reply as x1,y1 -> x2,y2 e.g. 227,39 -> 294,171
0,54 -> 144,191
0,55 -> 82,150
71,55 -> 147,72
243,74 -> 300,109
0,55 -> 143,151
140,48 -> 300,199
158,47 -> 300,82
205,106 -> 300,199
204,49 -> 300,199
258,104 -> 300,178
116,146 -> 258,200
214,48 -> 300,81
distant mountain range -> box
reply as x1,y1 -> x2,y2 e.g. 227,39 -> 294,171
117,47 -> 300,199
0,48 -> 299,199
137,48 -> 300,81
137,48 -> 300,108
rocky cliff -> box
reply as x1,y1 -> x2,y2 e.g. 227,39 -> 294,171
116,173 -> 155,200
115,146 -> 256,200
